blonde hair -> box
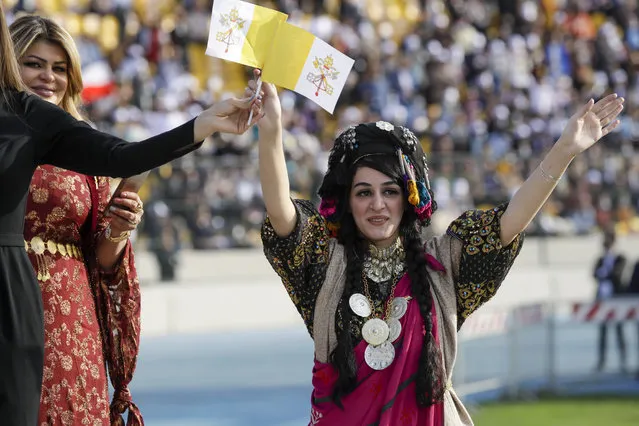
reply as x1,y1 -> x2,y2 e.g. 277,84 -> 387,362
10,14 -> 84,119
0,5 -> 27,105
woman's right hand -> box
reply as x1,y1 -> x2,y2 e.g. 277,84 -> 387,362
248,69 -> 281,137
193,94 -> 262,140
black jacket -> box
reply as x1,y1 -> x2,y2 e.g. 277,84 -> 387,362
628,260 -> 639,295
593,253 -> 626,295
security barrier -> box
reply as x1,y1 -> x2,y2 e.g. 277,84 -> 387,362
453,297 -> 639,401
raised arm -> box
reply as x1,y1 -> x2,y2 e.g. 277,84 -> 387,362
28,91 -> 260,178
499,94 -> 624,245
253,70 -> 297,237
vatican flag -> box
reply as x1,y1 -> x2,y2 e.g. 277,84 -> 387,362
206,0 -> 287,68
261,22 -> 354,114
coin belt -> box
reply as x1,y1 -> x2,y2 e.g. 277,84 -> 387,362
24,236 -> 84,281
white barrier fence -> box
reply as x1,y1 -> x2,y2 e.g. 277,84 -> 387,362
572,300 -> 639,322
454,297 -> 639,400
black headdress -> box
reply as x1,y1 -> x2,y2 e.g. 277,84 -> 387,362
317,121 -> 433,236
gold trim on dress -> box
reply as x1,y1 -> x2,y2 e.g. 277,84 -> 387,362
23,237 -> 84,282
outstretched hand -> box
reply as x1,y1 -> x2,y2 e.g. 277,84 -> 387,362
207,95 -> 263,134
556,94 -> 624,157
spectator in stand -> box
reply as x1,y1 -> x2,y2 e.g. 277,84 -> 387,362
9,0 -> 639,249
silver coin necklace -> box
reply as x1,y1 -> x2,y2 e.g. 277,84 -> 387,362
348,268 -> 411,371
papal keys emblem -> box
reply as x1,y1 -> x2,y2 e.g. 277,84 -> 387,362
216,7 -> 245,53
306,55 -> 339,97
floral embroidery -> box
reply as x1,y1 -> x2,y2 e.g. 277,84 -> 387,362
262,200 -> 330,337
263,200 -> 523,342
447,204 -> 524,329
25,166 -> 143,425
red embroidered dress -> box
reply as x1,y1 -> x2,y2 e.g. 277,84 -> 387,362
24,165 -> 143,426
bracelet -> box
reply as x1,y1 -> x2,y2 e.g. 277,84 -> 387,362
539,162 -> 561,183
104,224 -> 131,243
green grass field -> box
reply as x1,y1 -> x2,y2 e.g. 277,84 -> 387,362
472,395 -> 639,426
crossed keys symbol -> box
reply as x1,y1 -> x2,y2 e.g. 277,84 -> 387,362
216,7 -> 245,53
306,55 -> 339,97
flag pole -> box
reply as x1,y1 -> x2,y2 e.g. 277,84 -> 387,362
247,76 -> 262,126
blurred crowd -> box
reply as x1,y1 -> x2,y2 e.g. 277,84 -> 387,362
4,0 -> 639,257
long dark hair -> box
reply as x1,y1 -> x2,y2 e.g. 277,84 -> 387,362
328,154 -> 444,407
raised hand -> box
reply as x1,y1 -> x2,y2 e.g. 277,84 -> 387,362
556,94 -> 624,157
248,69 -> 281,137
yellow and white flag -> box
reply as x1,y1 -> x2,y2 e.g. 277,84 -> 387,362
205,0 -> 287,68
262,22 -> 354,114
206,1 -> 354,113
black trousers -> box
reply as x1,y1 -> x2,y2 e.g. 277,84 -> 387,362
597,321 -> 627,370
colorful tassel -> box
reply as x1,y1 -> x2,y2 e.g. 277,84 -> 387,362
416,181 -> 431,208
407,181 -> 420,206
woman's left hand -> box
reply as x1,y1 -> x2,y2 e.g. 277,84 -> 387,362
556,94 -> 624,158
107,192 -> 144,236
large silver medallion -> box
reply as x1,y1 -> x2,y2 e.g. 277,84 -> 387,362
364,341 -> 396,370
389,297 -> 409,319
349,293 -> 372,317
361,318 -> 389,345
387,318 -> 402,342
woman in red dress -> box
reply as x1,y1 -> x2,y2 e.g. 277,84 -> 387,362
12,15 -> 145,425
0,4 -> 259,422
